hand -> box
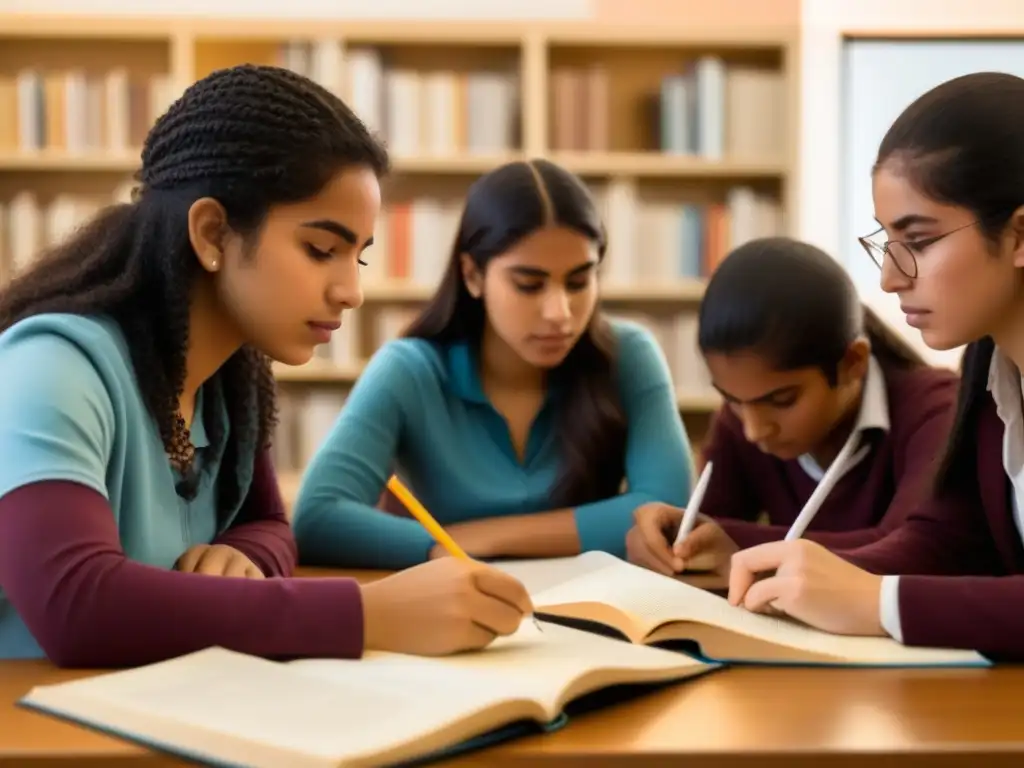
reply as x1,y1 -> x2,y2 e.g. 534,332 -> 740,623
175,544 -> 265,579
727,539 -> 886,636
626,502 -> 683,575
673,516 -> 738,575
360,557 -> 533,656
626,503 -> 735,575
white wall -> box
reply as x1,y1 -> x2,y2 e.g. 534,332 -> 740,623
841,39 -> 1024,369
799,0 -> 1024,370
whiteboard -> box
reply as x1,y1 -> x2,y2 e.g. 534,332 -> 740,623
840,38 -> 1024,370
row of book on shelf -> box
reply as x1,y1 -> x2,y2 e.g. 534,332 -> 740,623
263,41 -> 518,158
0,182 -> 782,288
551,57 -> 785,158
0,43 -> 785,162
272,307 -> 714,476
0,68 -> 177,154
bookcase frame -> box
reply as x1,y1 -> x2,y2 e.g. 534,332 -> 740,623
0,13 -> 801,498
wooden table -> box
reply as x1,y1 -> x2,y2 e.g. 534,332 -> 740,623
4,568 -> 1024,767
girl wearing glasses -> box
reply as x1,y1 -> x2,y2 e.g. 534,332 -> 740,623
625,236 -> 958,577
727,71 -> 1024,661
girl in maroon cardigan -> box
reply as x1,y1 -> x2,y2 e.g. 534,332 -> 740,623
727,71 -> 1024,661
625,237 -> 958,576
0,64 -> 530,668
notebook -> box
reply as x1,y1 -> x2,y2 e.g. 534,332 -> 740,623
20,621 -> 717,768
495,552 -> 990,668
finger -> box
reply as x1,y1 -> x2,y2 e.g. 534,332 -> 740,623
631,536 -> 678,576
636,510 -> 679,573
472,566 -> 534,616
175,546 -> 207,573
727,542 -> 791,605
461,623 -> 500,653
194,547 -> 232,576
674,523 -> 714,560
244,564 -> 266,580
740,574 -> 788,614
221,556 -> 250,578
468,591 -> 527,637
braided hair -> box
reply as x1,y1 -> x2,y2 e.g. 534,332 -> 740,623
0,64 -> 389,508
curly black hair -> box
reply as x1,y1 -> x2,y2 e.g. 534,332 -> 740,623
0,64 -> 389,508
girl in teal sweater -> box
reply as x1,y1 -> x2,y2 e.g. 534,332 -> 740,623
294,160 -> 695,568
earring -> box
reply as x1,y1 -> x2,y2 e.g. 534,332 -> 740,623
210,259 -> 219,269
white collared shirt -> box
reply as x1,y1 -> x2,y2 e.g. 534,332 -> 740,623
880,347 -> 1024,642
797,355 -> 890,482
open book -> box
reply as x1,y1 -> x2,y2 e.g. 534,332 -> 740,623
20,621 -> 716,768
494,552 -> 990,667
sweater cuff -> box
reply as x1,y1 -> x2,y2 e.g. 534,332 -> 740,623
879,575 -> 904,643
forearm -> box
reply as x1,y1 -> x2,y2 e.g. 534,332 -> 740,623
294,498 -> 435,570
0,481 -> 364,668
447,510 -> 581,560
575,492 -> 655,558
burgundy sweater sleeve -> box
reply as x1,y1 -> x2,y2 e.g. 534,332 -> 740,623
718,374 -> 956,551
836,492 -> 998,576
894,575 -> 1024,660
211,448 -> 297,577
0,480 -> 365,668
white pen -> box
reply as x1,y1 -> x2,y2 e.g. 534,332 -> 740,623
674,460 -> 714,546
784,433 -> 860,541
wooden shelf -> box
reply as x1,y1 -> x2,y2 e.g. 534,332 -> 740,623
0,151 -> 142,172
0,151 -> 785,179
554,152 -> 787,179
0,151 -> 531,176
354,280 -> 706,303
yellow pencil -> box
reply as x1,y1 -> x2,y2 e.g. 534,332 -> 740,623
385,474 -> 542,632
386,475 -> 469,560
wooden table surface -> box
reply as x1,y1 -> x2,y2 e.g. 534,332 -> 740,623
3,568 -> 1023,767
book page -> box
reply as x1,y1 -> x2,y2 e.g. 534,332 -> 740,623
24,647 -> 545,768
490,553 -> 622,593
532,555 -> 987,666
293,621 -> 712,719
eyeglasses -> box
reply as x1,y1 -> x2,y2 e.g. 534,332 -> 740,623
858,221 -> 977,279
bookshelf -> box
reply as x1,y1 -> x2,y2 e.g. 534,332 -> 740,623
0,15 -> 799,510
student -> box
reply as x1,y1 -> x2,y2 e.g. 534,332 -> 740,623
292,159 -> 694,569
625,237 -> 959,576
726,71 -> 1024,660
0,64 -> 531,668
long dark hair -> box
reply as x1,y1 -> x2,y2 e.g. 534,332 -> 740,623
873,72 -> 1024,499
0,64 -> 388,508
698,236 -> 923,383
403,159 -> 626,507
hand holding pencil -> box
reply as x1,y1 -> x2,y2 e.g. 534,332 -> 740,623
384,476 -> 543,633
625,462 -> 738,576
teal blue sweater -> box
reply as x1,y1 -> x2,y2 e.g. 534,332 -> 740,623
292,319 -> 694,568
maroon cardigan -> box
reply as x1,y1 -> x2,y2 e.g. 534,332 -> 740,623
838,392 -> 1024,660
700,364 -> 959,549
0,449 -> 364,668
